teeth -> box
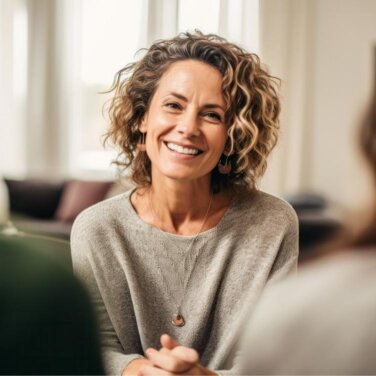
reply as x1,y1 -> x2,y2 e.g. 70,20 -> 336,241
166,142 -> 199,155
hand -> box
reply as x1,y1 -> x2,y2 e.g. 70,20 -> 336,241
138,334 -> 217,376
122,358 -> 153,376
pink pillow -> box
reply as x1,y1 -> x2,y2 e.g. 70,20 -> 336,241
55,180 -> 112,222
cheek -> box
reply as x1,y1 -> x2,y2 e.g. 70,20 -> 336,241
155,112 -> 174,128
144,115 -> 169,147
148,107 -> 176,130
208,130 -> 228,153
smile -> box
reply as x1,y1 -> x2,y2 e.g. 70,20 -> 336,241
165,142 -> 202,156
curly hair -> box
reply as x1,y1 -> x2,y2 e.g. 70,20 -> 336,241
104,31 -> 281,192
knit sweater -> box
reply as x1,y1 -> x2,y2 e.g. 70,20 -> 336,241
71,189 -> 299,375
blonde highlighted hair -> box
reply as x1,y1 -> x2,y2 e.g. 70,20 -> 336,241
105,31 -> 281,192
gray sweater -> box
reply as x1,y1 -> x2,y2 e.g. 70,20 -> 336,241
71,189 -> 298,375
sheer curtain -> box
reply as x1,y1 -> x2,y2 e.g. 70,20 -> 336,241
0,0 -> 28,177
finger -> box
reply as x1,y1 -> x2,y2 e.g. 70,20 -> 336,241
171,346 -> 199,363
146,346 -> 170,355
160,334 -> 180,350
137,364 -> 172,376
160,347 -> 170,354
146,348 -> 193,373
159,346 -> 199,364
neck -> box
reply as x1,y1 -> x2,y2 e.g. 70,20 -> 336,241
149,177 -> 213,234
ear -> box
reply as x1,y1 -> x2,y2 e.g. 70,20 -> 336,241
139,114 -> 148,133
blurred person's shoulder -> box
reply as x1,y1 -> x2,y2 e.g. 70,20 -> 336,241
241,249 -> 376,375
0,233 -> 105,374
252,249 -> 376,311
287,249 -> 376,291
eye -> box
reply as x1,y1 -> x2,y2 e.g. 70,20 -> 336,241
204,112 -> 222,122
164,102 -> 182,110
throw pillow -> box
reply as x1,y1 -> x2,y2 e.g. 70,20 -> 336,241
55,180 -> 112,222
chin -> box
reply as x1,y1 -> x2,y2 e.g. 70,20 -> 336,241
155,164 -> 211,182
160,170 -> 198,181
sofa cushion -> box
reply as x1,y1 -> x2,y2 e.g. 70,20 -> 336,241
4,178 -> 65,219
54,180 -> 112,222
10,214 -> 72,241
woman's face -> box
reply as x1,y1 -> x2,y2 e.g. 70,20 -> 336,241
140,59 -> 227,184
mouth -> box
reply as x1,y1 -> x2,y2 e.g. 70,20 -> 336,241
163,141 -> 203,156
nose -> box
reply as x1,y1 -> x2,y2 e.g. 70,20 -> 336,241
176,110 -> 200,137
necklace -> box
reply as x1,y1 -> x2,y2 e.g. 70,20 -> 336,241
148,189 -> 213,327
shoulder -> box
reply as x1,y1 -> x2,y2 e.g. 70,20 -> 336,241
0,233 -> 82,294
251,190 -> 296,217
71,189 -> 134,241
234,190 -> 298,231
293,250 -> 376,292
241,251 -> 376,374
248,251 -> 376,330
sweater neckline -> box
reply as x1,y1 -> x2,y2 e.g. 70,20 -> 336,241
124,188 -> 241,240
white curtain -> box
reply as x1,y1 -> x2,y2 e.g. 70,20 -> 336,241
26,0 -> 81,178
0,0 -> 27,177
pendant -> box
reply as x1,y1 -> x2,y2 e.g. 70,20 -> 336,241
172,313 -> 185,327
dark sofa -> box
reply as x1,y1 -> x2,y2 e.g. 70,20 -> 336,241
3,178 -> 343,259
4,177 -> 131,240
283,193 -> 343,260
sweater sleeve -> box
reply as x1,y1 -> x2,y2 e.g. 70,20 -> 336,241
215,206 -> 299,376
267,207 -> 299,284
70,217 -> 144,376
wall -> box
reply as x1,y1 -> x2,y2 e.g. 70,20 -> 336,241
310,0 -> 376,209
260,0 -> 376,210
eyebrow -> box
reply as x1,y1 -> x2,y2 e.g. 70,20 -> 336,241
168,92 -> 225,112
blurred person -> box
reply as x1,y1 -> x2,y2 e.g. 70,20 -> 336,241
71,31 -> 298,376
0,232 -> 105,375
138,76 -> 376,375
238,78 -> 376,376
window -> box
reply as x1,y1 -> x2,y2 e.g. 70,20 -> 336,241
68,0 -> 146,176
178,0 -> 220,34
70,0 -> 259,176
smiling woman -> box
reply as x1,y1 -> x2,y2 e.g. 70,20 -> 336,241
70,31 -> 299,376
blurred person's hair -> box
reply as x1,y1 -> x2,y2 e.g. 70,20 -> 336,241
104,31 -> 280,193
351,85 -> 376,247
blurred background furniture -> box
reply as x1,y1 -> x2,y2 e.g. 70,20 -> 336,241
3,177 -> 132,240
2,177 -> 344,262
284,193 -> 343,260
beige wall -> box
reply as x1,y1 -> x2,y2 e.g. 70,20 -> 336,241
260,0 -> 376,210
310,0 -> 375,209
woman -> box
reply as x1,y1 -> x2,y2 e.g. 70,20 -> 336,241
71,31 -> 298,376
144,53 -> 376,376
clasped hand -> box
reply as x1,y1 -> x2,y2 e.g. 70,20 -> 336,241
138,334 -> 217,376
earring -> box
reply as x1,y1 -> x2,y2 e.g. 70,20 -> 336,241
218,153 -> 231,174
137,132 -> 146,151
